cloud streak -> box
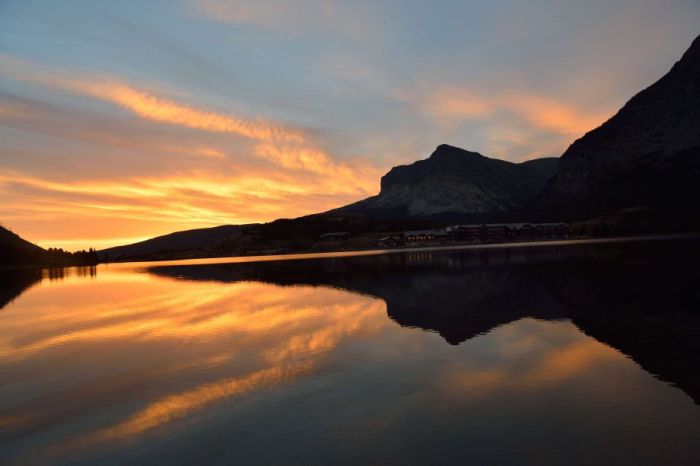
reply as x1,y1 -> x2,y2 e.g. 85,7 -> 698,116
193,0 -> 376,41
80,81 -> 304,143
419,85 -> 612,159
0,56 -> 381,248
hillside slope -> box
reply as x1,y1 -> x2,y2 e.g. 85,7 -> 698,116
0,226 -> 47,266
100,225 -> 249,260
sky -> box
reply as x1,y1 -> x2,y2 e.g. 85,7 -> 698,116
1,0 -> 699,250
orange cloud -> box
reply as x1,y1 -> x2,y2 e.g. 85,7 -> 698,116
0,102 -> 27,119
71,81 -> 381,186
419,85 -> 612,160
0,168 -> 379,249
505,93 -> 608,136
0,56 -> 384,248
423,86 -> 608,137
423,87 -> 493,121
193,0 -> 376,41
79,81 -> 304,143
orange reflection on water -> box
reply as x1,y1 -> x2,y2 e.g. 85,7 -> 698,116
0,269 -> 389,460
439,319 -> 623,398
70,362 -> 317,449
4,266 -> 696,466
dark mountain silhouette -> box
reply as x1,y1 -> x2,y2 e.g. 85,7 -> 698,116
146,238 -> 700,403
0,225 -> 48,266
537,33 -> 700,218
337,144 -> 558,219
100,224 -> 249,260
97,213 -> 441,262
0,226 -> 52,266
0,225 -> 97,267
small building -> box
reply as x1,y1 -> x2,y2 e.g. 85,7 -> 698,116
444,222 -> 571,242
515,223 -> 538,240
536,223 -> 571,239
403,230 -> 448,242
446,224 -> 484,241
378,236 -> 403,247
319,231 -> 351,241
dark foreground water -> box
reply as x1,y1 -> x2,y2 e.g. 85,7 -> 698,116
1,238 -> 700,465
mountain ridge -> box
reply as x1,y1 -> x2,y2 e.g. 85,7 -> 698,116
337,144 -> 558,218
536,33 -> 700,215
0,225 -> 97,267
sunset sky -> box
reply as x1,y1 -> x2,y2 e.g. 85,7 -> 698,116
1,0 -> 699,250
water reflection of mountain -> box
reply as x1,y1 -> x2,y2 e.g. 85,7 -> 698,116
0,266 -> 97,310
147,239 -> 700,403
0,268 -> 43,309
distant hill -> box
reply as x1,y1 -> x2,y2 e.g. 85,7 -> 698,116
1,225 -> 98,267
336,144 -> 558,219
537,33 -> 700,219
0,225 -> 48,266
100,224 -> 249,260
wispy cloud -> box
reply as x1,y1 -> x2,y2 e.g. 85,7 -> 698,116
416,85 -> 612,160
82,82 -> 304,142
193,0 -> 376,40
0,55 -> 381,247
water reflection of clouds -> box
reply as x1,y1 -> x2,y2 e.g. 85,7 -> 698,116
2,261 -> 699,465
0,273 -> 388,462
439,319 -> 622,398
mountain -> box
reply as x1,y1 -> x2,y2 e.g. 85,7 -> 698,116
537,33 -> 700,217
1,225 -> 98,267
100,224 -> 249,260
0,225 -> 48,266
337,144 -> 558,219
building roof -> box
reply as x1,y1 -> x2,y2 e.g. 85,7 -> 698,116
447,222 -> 569,230
319,231 -> 351,239
403,229 -> 448,237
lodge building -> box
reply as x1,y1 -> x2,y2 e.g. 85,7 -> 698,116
398,223 -> 571,244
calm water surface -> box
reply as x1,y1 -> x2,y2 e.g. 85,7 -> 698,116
1,238 -> 700,465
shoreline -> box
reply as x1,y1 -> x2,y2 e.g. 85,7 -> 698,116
3,232 -> 699,272
103,232 -> 700,271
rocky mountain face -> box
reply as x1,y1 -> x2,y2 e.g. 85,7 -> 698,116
338,144 -> 558,218
538,34 -> 700,216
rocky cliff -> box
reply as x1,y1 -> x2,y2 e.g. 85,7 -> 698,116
538,34 -> 700,216
338,144 -> 558,218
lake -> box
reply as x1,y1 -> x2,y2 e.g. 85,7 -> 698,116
1,237 -> 700,465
